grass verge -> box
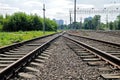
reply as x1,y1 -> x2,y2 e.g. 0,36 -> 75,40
0,31 -> 56,47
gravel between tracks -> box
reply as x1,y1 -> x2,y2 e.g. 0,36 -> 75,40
13,37 -> 102,80
69,31 -> 120,43
38,37 -> 101,80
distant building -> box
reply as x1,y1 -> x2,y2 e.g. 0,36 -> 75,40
53,19 -> 64,29
53,19 -> 64,26
84,16 -> 92,21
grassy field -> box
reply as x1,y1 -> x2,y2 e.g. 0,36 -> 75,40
0,31 -> 56,47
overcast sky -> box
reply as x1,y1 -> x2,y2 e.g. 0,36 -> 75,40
0,0 -> 120,24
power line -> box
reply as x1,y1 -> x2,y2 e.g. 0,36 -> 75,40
69,10 -> 72,29
43,4 -> 45,34
74,0 -> 77,29
74,0 -> 76,23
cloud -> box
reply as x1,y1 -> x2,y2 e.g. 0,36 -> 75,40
47,0 -> 72,7
104,3 -> 120,8
43,0 -> 73,20
0,3 -> 19,11
0,3 -> 20,15
23,1 -> 43,7
31,9 -> 42,15
0,0 -> 118,24
77,4 -> 95,9
48,0 -> 73,10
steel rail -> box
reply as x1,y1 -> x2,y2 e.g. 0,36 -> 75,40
0,32 -> 60,53
67,33 -> 120,47
63,35 -> 120,69
0,33 -> 61,80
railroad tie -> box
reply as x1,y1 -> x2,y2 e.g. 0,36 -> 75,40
0,64 -> 10,68
43,51 -> 52,55
0,61 -> 14,64
41,53 -> 50,57
80,55 -> 96,58
18,73 -> 36,79
4,52 -> 26,55
38,56 -> 49,60
30,62 -> 44,68
101,74 -> 120,79
34,59 -> 45,63
0,58 -> 18,60
25,67 -> 39,72
78,53 -> 93,56
83,58 -> 100,62
98,67 -> 112,72
87,61 -> 108,66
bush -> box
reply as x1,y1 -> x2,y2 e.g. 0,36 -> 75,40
0,24 -> 3,31
2,12 -> 57,31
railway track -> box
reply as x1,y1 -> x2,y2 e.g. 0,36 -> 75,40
96,30 -> 120,37
1,31 -> 120,79
63,33 -> 120,79
0,32 -> 61,80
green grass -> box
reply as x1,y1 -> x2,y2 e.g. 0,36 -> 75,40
0,31 -> 56,47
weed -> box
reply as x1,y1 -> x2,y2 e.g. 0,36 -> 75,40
0,31 -> 55,47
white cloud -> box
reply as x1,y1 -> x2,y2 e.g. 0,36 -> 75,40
23,1 -> 43,7
104,3 -> 120,8
0,3 -> 19,11
0,3 -> 9,7
1,0 -> 95,21
77,4 -> 95,9
43,0 -> 73,21
0,3 -> 20,15
47,0 -> 72,8
0,0 -> 119,24
31,9 -> 42,15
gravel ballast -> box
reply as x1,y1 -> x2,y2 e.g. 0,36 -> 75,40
12,37 -> 102,80
39,37 -> 101,80
69,31 -> 120,43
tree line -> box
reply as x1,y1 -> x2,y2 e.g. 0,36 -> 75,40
0,12 -> 57,32
67,15 -> 120,30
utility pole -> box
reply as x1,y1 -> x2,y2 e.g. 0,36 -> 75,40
43,4 -> 45,34
116,8 -> 119,29
104,8 -> 109,29
80,17 -> 82,29
106,14 -> 108,28
69,10 -> 72,30
74,0 -> 76,29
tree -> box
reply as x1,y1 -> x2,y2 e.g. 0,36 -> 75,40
0,15 -> 3,25
2,12 -> 57,31
116,15 -> 120,30
28,14 -> 43,30
109,21 -> 114,30
82,15 -> 101,30
3,12 -> 29,31
83,18 -> 92,29
92,15 -> 101,30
